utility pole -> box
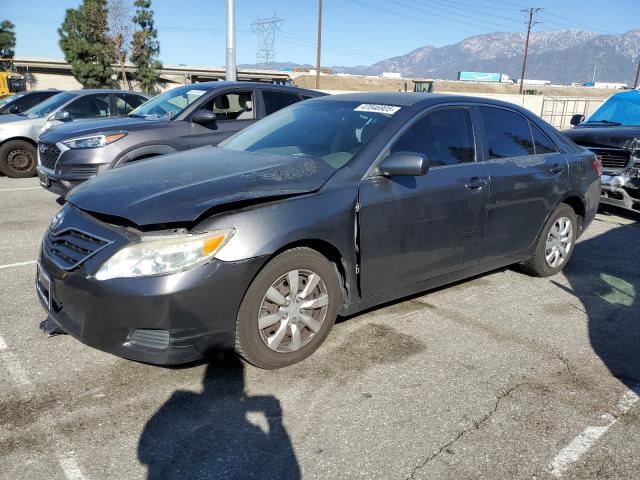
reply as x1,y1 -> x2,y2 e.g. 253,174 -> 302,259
592,64 -> 597,85
633,57 -> 639,89
519,7 -> 542,95
226,0 -> 237,81
315,0 -> 323,89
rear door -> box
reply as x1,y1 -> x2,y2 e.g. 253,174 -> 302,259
475,105 -> 568,258
188,89 -> 256,148
358,105 -> 491,296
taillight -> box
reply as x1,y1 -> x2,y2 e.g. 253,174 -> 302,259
592,156 -> 602,177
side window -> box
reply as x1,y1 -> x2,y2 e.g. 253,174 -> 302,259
200,91 -> 254,121
262,91 -> 302,115
390,107 -> 475,167
65,94 -> 111,119
479,106 -> 534,159
115,94 -> 147,116
530,122 -> 558,154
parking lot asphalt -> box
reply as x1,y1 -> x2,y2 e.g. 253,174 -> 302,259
1,175 -> 639,480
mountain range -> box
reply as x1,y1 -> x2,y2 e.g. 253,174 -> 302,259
242,29 -> 640,84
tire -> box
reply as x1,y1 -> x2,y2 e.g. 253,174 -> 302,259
235,247 -> 340,369
521,203 -> 577,277
0,140 -> 38,178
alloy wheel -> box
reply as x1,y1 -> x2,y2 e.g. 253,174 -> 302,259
257,269 -> 329,353
545,216 -> 573,268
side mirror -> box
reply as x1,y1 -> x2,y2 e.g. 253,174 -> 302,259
51,110 -> 71,122
8,105 -> 19,114
378,152 -> 429,177
191,109 -> 217,124
570,114 -> 585,126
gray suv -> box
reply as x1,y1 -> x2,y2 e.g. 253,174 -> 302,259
0,89 -> 149,178
37,82 -> 324,195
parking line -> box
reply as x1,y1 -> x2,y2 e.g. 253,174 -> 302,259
549,387 -> 640,477
0,187 -> 42,192
0,335 -> 34,396
0,335 -> 89,480
0,260 -> 37,270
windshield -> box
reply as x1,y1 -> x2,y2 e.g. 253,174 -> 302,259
129,84 -> 210,119
220,100 -> 395,169
585,91 -> 640,126
22,92 -> 76,118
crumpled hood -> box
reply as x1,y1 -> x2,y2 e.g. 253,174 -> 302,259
67,146 -> 335,227
563,125 -> 640,150
40,116 -> 166,143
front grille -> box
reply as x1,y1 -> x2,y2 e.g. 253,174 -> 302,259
591,148 -> 631,171
44,228 -> 111,270
38,143 -> 61,170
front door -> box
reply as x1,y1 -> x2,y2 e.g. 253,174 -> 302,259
475,106 -> 568,258
358,106 -> 491,297
189,90 -> 256,148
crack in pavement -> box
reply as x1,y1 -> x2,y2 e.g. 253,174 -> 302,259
406,383 -> 531,479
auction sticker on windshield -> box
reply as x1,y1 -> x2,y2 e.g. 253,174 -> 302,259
186,90 -> 207,96
354,104 -> 401,115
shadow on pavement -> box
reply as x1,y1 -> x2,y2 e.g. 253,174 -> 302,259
556,212 -> 640,389
138,355 -> 300,480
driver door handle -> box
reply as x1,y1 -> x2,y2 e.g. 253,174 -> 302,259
465,177 -> 489,190
549,164 -> 564,174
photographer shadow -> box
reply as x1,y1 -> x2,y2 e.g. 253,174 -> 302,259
555,211 -> 640,390
138,355 -> 300,480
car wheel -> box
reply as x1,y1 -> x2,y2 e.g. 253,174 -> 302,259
0,140 -> 38,178
235,247 -> 340,369
521,203 -> 577,277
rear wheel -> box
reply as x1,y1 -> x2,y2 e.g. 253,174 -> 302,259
0,140 -> 38,178
521,203 -> 577,277
235,247 -> 340,369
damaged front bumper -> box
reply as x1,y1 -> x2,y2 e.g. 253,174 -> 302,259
598,141 -> 640,213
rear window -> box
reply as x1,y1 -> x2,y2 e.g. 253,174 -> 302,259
479,106 -> 534,159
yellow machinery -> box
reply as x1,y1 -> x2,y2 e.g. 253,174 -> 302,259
0,72 -> 26,98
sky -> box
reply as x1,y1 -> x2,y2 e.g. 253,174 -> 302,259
3,0 -> 639,68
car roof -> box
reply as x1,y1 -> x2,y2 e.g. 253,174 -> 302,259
163,80 -> 320,95
64,89 -> 150,96
310,91 -> 537,113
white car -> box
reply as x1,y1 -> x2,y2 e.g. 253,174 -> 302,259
0,89 -> 149,178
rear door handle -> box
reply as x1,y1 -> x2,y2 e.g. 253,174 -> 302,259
465,177 -> 489,190
549,164 -> 564,174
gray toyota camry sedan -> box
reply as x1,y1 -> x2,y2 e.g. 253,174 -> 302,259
36,92 -> 601,369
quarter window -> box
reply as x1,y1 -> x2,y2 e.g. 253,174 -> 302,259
530,122 -> 558,154
479,106 -> 534,159
390,107 -> 475,167
262,91 -> 302,115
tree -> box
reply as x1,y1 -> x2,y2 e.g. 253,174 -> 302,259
108,0 -> 133,90
58,0 -> 115,88
0,20 -> 16,70
131,0 -> 162,93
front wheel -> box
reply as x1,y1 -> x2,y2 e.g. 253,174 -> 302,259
235,247 -> 340,369
0,140 -> 38,178
520,203 -> 577,277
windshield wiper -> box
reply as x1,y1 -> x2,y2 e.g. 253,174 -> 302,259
583,119 -> 622,126
128,113 -> 144,118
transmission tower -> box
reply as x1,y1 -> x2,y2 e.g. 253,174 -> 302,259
251,14 -> 283,66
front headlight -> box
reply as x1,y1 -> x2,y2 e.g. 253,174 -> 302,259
63,132 -> 127,149
94,229 -> 234,281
